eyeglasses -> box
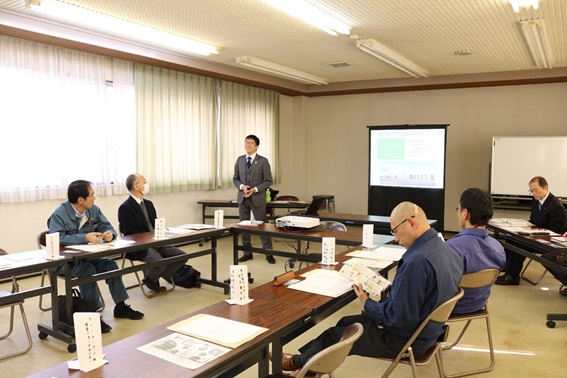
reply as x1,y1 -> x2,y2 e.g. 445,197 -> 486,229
455,206 -> 463,212
390,215 -> 415,236
244,141 -> 256,146
528,188 -> 539,195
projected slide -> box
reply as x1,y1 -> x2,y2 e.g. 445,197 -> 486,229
369,128 -> 446,189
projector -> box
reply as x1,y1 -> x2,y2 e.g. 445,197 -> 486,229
275,216 -> 319,230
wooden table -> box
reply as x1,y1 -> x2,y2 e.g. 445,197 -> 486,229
249,245 -> 399,372
488,221 -> 567,327
230,222 -> 363,265
197,199 -> 310,224
38,227 -> 230,352
29,298 -> 312,378
0,250 -> 69,307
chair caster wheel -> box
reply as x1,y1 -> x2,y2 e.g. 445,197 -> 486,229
546,320 -> 556,328
39,332 -> 48,340
67,343 -> 77,353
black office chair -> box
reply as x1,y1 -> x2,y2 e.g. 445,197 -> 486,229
0,249 -> 33,360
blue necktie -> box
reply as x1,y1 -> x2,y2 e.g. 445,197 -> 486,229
538,202 -> 542,211
247,157 -> 251,169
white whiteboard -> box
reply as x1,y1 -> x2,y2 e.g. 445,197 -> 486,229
491,136 -> 567,198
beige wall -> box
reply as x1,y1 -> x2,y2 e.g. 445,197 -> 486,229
2,82 -> 566,252
281,82 -> 567,232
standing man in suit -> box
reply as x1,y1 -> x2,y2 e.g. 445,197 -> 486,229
118,173 -> 189,292
233,134 -> 275,264
496,176 -> 567,285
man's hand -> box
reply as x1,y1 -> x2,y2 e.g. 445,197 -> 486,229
101,230 -> 114,242
353,283 -> 369,306
243,185 -> 255,197
86,232 -> 104,244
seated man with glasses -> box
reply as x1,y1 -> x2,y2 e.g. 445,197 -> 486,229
271,202 -> 463,376
447,188 -> 505,313
496,176 -> 567,285
48,180 -> 144,334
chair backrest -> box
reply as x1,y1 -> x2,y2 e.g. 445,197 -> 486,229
319,221 -> 347,232
458,268 -> 500,289
274,195 -> 299,202
297,322 -> 364,377
36,230 -> 49,249
396,288 -> 465,358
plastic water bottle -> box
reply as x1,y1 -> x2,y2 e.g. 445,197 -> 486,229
266,188 -> 271,202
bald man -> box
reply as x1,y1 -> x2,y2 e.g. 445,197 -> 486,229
272,202 -> 463,375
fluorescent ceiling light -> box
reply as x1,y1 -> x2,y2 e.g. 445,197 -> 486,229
519,18 -> 553,69
355,39 -> 429,78
260,0 -> 351,36
235,56 -> 329,85
26,0 -> 219,56
510,0 -> 539,13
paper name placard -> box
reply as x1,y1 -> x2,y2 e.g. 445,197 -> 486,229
321,237 -> 336,265
155,218 -> 166,240
229,265 -> 251,305
46,232 -> 60,260
362,224 -> 374,248
69,312 -> 107,372
214,210 -> 224,228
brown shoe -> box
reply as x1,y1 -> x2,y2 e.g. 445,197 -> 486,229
560,286 -> 567,296
269,351 -> 297,371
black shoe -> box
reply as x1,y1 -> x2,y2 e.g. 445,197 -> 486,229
114,304 -> 144,320
238,254 -> 253,262
266,255 -> 276,264
142,277 -> 166,292
495,273 -> 520,286
100,318 -> 112,334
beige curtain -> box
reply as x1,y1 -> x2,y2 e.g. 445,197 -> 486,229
134,64 -> 218,192
219,81 -> 279,189
0,36 -> 135,203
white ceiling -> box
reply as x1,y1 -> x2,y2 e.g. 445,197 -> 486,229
1,0 -> 566,93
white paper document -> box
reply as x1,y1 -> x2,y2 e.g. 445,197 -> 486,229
167,314 -> 268,349
177,224 -> 217,230
288,269 -> 353,298
138,333 -> 230,370
237,220 -> 264,226
346,257 -> 394,269
347,246 -> 405,262
165,227 -> 196,236
66,239 -> 136,253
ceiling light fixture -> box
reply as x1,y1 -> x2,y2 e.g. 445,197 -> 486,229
235,56 -> 329,85
260,0 -> 351,36
355,39 -> 429,78
510,0 -> 539,13
25,0 -> 219,56
519,18 -> 553,69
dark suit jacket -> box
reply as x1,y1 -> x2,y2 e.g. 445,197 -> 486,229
118,196 -> 158,260
529,192 -> 567,234
233,154 -> 273,208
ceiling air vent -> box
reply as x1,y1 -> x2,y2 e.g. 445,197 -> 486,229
323,61 -> 352,68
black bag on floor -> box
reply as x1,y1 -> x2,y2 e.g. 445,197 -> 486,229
172,265 -> 201,288
57,288 -> 91,324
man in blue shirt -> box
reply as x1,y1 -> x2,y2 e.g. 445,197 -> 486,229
49,180 -> 144,333
447,188 -> 506,313
273,202 -> 463,375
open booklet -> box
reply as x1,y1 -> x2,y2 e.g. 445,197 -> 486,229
339,260 -> 391,297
